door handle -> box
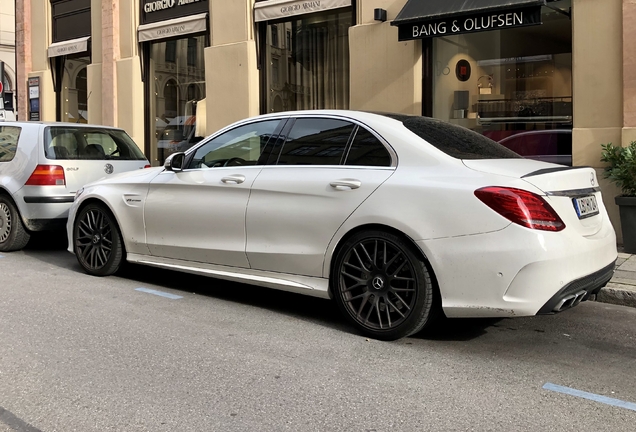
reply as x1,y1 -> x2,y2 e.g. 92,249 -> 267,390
330,179 -> 361,190
221,175 -> 246,184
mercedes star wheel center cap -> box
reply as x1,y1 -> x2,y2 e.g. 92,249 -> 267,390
372,276 -> 385,290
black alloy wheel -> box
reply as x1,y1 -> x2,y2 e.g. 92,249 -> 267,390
332,230 -> 435,340
74,203 -> 123,276
0,195 -> 30,252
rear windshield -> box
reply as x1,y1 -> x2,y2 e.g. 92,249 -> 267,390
44,127 -> 146,161
382,114 -> 521,160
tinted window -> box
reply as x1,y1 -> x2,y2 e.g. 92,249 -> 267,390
0,127 -> 21,162
45,127 -> 146,161
382,114 -> 521,160
276,119 -> 355,165
345,127 -> 392,167
188,120 -> 280,169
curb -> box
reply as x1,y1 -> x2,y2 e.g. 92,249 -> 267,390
595,283 -> 636,309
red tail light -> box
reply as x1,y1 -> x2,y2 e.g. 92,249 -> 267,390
144,164 -> 151,169
25,165 -> 66,186
475,186 -> 565,232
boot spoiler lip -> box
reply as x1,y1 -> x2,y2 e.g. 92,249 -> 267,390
521,166 -> 592,178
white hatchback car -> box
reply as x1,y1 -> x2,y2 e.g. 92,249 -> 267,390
67,111 -> 617,340
0,122 -> 149,251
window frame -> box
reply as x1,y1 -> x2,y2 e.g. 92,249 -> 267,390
270,115 -> 397,168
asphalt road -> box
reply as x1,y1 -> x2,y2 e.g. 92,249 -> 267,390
0,234 -> 635,432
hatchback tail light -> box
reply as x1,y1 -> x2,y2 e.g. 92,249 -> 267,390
25,165 -> 66,186
143,164 -> 151,169
475,186 -> 565,232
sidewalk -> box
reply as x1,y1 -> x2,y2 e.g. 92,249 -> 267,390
596,250 -> 636,308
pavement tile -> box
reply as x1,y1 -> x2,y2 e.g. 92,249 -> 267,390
611,269 -> 636,281
617,255 -> 636,272
616,258 -> 627,267
617,252 -> 632,260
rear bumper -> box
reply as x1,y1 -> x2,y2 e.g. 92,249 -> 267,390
13,188 -> 74,225
537,260 -> 615,314
417,219 -> 617,318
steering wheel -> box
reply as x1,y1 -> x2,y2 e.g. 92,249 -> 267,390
223,157 -> 247,167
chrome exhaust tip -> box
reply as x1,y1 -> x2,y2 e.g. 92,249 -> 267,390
553,290 -> 588,312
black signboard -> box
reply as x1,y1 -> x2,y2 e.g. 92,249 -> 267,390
140,0 -> 209,25
397,6 -> 542,41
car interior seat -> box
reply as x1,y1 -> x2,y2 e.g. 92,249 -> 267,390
51,146 -> 70,159
84,144 -> 106,158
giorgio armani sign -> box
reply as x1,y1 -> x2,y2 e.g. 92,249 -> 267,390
141,0 -> 208,25
397,6 -> 542,41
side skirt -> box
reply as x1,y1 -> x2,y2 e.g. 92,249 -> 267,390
126,253 -> 332,299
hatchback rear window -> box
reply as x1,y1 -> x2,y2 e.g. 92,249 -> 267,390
45,127 -> 146,161
383,114 -> 521,160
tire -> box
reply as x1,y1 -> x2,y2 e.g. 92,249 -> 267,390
0,195 -> 31,252
331,230 -> 436,341
73,203 -> 124,276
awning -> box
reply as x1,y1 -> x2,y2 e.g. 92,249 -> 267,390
138,13 -> 208,43
391,0 -> 547,41
47,36 -> 90,58
254,0 -> 351,22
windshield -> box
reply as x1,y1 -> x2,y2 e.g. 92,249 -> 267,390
45,127 -> 147,161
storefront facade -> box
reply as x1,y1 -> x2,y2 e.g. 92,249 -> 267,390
16,0 -> 633,238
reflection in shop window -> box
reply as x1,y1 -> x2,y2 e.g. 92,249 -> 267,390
264,10 -> 351,113
187,38 -> 197,66
61,56 -> 90,123
165,40 -> 176,63
432,1 -> 573,165
149,34 -> 207,166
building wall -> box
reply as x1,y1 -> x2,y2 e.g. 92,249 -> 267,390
0,0 -> 16,111
15,0 -> 632,239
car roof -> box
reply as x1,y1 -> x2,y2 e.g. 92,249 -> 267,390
6,121 -> 125,131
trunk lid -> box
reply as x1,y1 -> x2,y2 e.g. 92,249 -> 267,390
463,159 -> 605,237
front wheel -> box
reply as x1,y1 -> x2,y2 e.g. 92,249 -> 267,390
0,195 -> 31,252
332,231 -> 436,341
74,203 -> 124,276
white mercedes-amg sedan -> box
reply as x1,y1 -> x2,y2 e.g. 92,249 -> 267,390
67,111 -> 617,340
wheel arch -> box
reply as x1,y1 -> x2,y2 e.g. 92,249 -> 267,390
73,197 -> 128,254
326,223 -> 441,300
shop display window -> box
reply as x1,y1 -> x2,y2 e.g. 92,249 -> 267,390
263,10 -> 351,113
60,56 -> 90,123
148,34 -> 207,165
432,1 -> 573,165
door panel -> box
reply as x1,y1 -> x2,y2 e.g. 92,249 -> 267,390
246,166 -> 394,277
144,167 -> 262,267
144,119 -> 283,267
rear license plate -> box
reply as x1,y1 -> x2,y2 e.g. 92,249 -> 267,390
573,195 -> 599,219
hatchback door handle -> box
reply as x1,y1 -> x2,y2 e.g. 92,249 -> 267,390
330,179 -> 361,190
221,175 -> 246,184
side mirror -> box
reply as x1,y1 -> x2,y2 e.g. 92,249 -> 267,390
164,152 -> 186,172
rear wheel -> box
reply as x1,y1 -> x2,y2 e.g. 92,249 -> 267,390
74,203 -> 123,276
332,230 -> 436,341
0,195 -> 31,252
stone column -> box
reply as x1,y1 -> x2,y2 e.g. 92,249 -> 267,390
16,0 -> 31,121
624,0 -> 636,142
101,0 -> 120,126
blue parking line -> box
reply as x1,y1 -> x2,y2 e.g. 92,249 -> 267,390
544,383 -> 636,412
135,287 -> 183,300
0,254 -> 4,258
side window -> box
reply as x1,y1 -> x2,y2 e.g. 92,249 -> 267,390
345,127 -> 392,167
0,126 -> 21,162
276,118 -> 355,166
188,120 -> 280,169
